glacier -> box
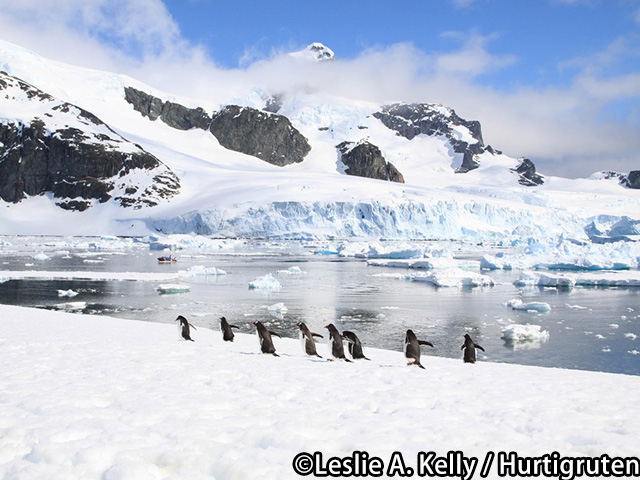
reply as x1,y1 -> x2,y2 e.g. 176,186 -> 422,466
0,38 -> 638,244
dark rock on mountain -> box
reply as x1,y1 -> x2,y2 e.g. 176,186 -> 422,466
373,103 -> 485,173
0,73 -> 180,209
124,87 -> 211,130
263,94 -> 284,113
512,158 -> 544,186
209,105 -> 311,166
337,141 -> 404,183
627,170 -> 640,189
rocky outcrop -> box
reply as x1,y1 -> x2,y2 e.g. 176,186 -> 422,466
373,103 -> 485,173
627,170 -> 640,189
124,87 -> 210,130
512,158 -> 544,186
209,105 -> 311,166
337,141 -> 404,183
0,73 -> 180,210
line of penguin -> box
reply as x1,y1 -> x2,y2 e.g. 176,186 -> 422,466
175,315 -> 485,366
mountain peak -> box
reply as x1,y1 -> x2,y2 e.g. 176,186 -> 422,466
289,42 -> 335,62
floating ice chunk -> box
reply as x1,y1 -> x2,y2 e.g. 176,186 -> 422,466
566,304 -> 588,310
501,324 -> 550,346
507,298 -> 551,313
628,350 -> 640,355
248,274 -> 282,291
609,324 -> 619,329
514,271 -> 576,288
367,258 -> 455,269
624,333 -> 638,340
339,241 -> 423,259
57,289 -> 78,298
33,253 -> 50,261
267,303 -> 288,313
54,301 -> 86,311
156,284 -> 191,294
411,268 -> 495,288
276,266 -> 304,275
186,265 -> 227,276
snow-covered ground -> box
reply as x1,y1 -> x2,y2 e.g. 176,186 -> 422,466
1,304 -> 640,479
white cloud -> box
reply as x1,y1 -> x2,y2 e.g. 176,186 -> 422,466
0,0 -> 638,178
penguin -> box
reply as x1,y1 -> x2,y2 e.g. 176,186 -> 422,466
342,330 -> 370,360
404,329 -> 433,369
293,322 -> 323,358
461,333 -> 485,363
253,321 -> 281,356
220,316 -> 239,342
323,324 -> 352,362
175,315 -> 196,342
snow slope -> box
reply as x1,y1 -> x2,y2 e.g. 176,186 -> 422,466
1,305 -> 639,479
1,38 -> 639,240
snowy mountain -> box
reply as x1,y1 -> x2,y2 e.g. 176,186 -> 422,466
0,39 -> 639,240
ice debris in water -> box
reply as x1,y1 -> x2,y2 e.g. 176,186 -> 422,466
248,274 -> 282,291
507,298 -> 551,313
501,324 -> 550,345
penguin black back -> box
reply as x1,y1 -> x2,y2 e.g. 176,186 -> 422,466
404,329 -> 433,369
461,333 -> 484,363
342,330 -> 370,360
253,321 -> 280,356
324,324 -> 351,362
293,322 -> 323,358
220,316 -> 239,342
176,315 -> 196,342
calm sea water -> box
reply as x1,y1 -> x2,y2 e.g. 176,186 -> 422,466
1,238 -> 639,375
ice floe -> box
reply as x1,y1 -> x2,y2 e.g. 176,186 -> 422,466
506,298 -> 552,313
501,323 -> 550,347
155,284 -> 191,294
248,273 -> 282,291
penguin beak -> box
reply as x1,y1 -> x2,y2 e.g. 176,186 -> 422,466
292,323 -> 299,327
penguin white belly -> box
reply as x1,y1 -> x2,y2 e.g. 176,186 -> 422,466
299,330 -> 307,355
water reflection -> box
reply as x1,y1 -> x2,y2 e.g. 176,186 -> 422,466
0,245 -> 639,375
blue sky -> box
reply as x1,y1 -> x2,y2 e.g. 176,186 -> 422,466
0,0 -> 639,177
162,0 -> 639,88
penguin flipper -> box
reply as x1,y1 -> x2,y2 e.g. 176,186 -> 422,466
315,353 -> 323,358
311,333 -> 324,338
342,331 -> 356,343
230,325 -> 240,329
189,323 -> 197,330
418,340 -> 434,347
269,331 -> 281,338
476,345 -> 485,352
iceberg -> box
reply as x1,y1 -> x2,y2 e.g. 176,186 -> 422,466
185,265 -> 227,276
501,324 -> 550,346
155,284 -> 191,294
276,266 -> 304,275
248,274 -> 282,291
515,271 -> 640,288
507,298 -> 552,313
411,268 -> 495,288
57,289 -> 79,298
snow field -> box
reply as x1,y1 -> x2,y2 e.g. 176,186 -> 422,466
1,305 -> 640,479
